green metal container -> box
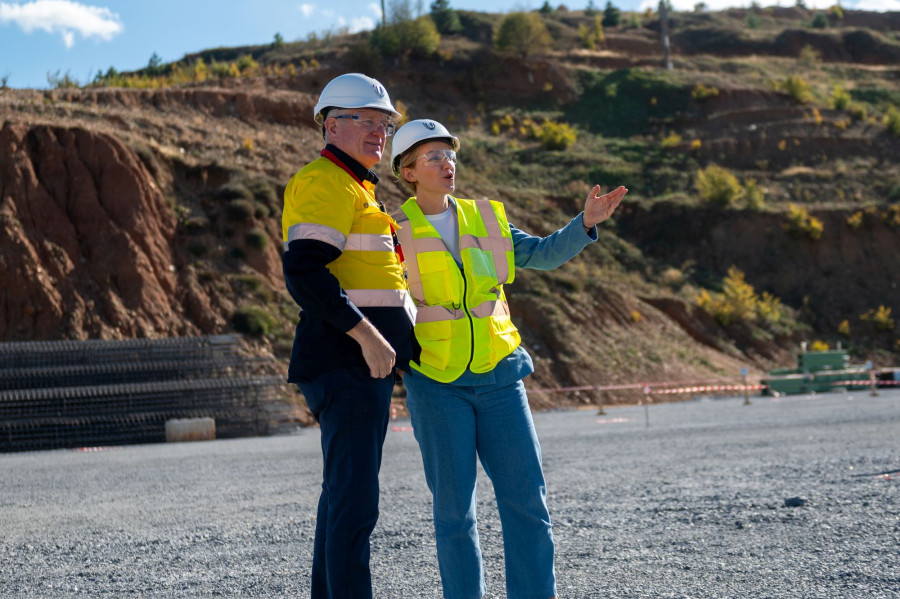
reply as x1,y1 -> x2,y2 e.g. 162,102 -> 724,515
798,350 -> 848,372
762,349 -> 867,396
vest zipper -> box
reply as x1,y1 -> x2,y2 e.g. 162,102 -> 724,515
460,268 -> 476,372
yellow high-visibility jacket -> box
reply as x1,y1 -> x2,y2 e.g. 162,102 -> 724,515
282,147 -> 412,382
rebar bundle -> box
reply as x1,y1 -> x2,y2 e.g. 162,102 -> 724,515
0,335 -> 287,452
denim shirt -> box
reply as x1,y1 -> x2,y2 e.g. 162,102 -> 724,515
407,206 -> 598,387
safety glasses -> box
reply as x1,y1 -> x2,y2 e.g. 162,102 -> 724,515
418,149 -> 457,166
331,114 -> 396,137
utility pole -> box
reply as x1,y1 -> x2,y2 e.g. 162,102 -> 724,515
659,0 -> 673,71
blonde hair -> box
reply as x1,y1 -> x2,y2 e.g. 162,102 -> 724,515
396,147 -> 421,194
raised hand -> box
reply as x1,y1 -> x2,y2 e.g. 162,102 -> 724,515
583,185 -> 628,229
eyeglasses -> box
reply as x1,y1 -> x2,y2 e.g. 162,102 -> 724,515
331,114 -> 396,137
418,149 -> 457,166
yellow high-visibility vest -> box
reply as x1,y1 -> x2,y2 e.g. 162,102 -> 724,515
394,197 -> 520,383
283,154 -> 407,308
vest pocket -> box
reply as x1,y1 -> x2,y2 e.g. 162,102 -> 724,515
414,320 -> 453,371
417,253 -> 458,304
487,316 -> 520,364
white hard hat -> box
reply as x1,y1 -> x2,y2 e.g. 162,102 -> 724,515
313,73 -> 401,124
390,119 -> 461,176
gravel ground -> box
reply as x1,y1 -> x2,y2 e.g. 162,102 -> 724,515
2,389 -> 899,598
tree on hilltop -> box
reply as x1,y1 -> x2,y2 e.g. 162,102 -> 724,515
494,12 -> 552,60
602,1 -> 621,27
430,0 -> 462,34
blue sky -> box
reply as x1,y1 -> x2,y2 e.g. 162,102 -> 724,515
1,0 -> 898,89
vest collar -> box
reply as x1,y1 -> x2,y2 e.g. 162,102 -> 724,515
322,144 -> 380,186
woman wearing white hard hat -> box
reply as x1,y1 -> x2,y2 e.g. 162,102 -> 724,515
390,119 -> 627,599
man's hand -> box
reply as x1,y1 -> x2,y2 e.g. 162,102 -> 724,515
583,185 -> 628,229
347,319 -> 396,379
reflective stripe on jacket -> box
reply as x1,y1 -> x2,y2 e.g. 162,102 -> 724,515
283,154 -> 407,308
394,197 -> 520,383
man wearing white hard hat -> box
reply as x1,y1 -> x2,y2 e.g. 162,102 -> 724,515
390,118 -> 627,599
281,73 -> 413,599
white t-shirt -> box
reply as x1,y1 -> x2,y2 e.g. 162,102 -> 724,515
424,205 -> 461,263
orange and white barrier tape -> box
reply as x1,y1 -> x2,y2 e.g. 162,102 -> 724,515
831,379 -> 900,387
651,384 -> 766,395
528,381 -> 766,395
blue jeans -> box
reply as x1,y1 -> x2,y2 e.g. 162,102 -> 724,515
298,367 -> 394,599
404,373 -> 557,599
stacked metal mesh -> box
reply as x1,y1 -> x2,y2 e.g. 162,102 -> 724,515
0,336 -> 285,452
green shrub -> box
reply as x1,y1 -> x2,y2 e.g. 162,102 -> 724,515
245,228 -> 269,250
861,305 -> 895,331
254,202 -> 270,219
743,178 -> 766,210
696,266 -> 758,325
848,102 -> 868,121
846,211 -> 864,230
799,44 -> 821,66
757,292 -> 785,326
210,60 -> 235,79
694,165 -> 742,207
494,12 -> 551,59
232,274 -> 263,293
745,10 -> 760,29
884,106 -> 900,137
184,216 -> 209,234
225,199 -> 255,223
235,54 -> 259,75
873,306 -> 895,331
660,131 -> 682,148
372,16 -> 441,58
882,203 -> 900,227
661,267 -> 685,289
811,13 -> 828,28
532,120 -> 578,150
777,75 -> 813,104
784,203 -> 824,240
830,85 -> 852,110
219,182 -> 253,201
696,266 -> 794,330
232,305 -> 277,336
838,319 -> 850,336
691,83 -> 719,102
246,178 -> 276,202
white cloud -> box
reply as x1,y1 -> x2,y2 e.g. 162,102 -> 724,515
368,2 -> 382,19
0,0 -> 122,48
349,15 -> 375,32
846,0 -> 900,10
299,2 -> 315,17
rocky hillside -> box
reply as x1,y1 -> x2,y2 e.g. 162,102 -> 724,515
2,6 -> 899,409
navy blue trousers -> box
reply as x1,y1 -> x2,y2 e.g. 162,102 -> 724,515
297,367 -> 394,599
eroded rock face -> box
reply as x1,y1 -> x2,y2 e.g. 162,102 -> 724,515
0,122 -> 188,339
